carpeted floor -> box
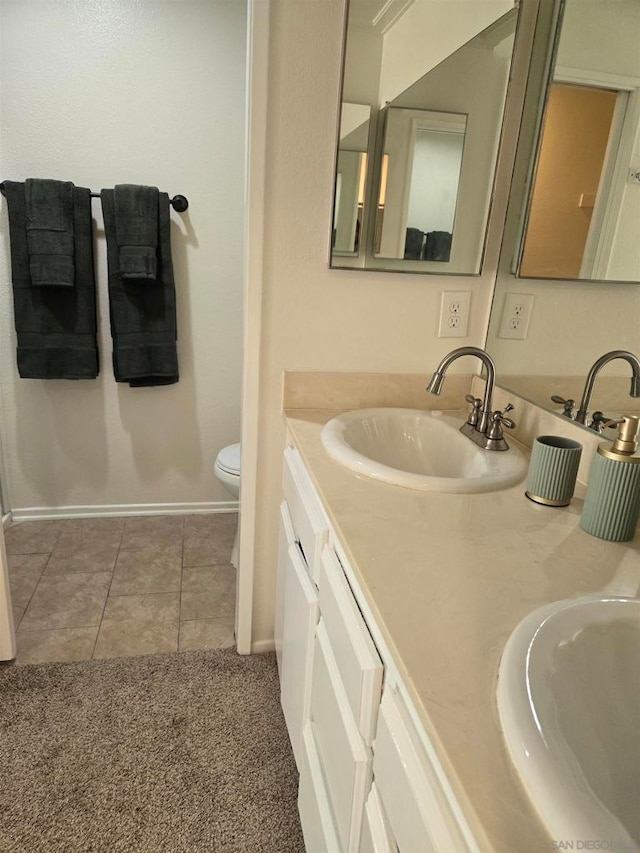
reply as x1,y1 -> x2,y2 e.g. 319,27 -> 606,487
0,647 -> 305,852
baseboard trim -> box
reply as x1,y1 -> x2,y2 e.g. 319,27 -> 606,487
10,501 -> 239,523
250,638 -> 275,654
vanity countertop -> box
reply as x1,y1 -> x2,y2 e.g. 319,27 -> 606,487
285,408 -> 640,853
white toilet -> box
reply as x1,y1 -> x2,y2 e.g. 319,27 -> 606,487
214,443 -> 241,568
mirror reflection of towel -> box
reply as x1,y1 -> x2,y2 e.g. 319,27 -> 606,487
424,231 -> 452,262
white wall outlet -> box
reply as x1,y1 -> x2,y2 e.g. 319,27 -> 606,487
498,293 -> 534,340
438,291 -> 471,338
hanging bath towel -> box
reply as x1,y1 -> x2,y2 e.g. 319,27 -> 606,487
2,179 -> 99,379
101,185 -> 179,387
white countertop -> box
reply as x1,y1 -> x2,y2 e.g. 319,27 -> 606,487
285,409 -> 640,852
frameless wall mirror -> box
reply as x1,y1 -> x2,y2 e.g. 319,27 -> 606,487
514,0 -> 640,282
330,0 -> 519,275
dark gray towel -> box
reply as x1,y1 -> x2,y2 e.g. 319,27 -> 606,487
3,180 -> 99,380
25,178 -> 75,287
101,188 -> 178,387
114,184 -> 158,280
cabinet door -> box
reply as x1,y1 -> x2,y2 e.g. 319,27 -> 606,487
310,620 -> 372,852
275,500 -> 297,676
319,546 -> 383,745
280,539 -> 319,769
298,723 -> 341,853
374,688 -> 470,853
283,446 -> 328,583
359,784 -> 398,853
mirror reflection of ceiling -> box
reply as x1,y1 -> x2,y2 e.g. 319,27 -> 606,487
331,0 -> 517,274
516,0 -> 640,282
487,0 -> 640,436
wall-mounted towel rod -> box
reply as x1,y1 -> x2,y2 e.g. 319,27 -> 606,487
0,182 -> 189,213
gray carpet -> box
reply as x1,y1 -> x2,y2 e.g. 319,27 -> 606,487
0,647 -> 305,852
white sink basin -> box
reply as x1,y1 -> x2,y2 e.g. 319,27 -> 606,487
497,596 -> 640,850
320,408 -> 526,493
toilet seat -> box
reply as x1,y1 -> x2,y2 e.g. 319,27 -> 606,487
216,443 -> 241,476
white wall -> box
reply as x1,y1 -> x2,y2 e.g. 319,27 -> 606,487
408,131 -> 464,233
247,0 -> 526,645
0,0 -> 247,511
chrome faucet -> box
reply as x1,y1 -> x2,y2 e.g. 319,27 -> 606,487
575,350 -> 640,426
427,346 -> 514,450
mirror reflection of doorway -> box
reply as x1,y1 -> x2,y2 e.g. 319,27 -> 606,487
519,82 -> 620,279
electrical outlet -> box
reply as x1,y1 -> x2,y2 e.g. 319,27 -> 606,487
498,293 -> 534,340
438,291 -> 471,337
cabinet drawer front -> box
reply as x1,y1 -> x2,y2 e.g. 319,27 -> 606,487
283,446 -> 328,582
298,723 -> 341,853
319,546 -> 383,745
280,541 -> 319,769
310,620 -> 372,852
373,688 -> 469,853
359,784 -> 398,853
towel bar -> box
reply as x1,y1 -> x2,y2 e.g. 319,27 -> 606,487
0,183 -> 189,213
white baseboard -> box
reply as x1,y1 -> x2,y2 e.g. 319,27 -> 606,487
10,500 -> 239,523
251,638 -> 275,654
2,513 -> 11,529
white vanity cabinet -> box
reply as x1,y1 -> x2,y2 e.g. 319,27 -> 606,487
279,441 -> 480,853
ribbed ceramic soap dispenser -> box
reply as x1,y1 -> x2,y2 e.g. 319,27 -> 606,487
581,416 -> 640,541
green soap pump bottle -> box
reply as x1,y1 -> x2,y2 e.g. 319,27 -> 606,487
581,416 -> 640,542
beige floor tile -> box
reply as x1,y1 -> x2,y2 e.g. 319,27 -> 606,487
19,572 -> 112,631
109,546 -> 182,595
102,592 -> 180,623
179,617 -> 235,652
44,540 -> 120,576
93,619 -> 178,659
4,521 -> 60,555
120,515 -> 184,550
183,516 -> 237,567
15,626 -> 98,665
7,555 -> 50,623
180,565 -> 236,620
12,600 -> 27,629
59,517 -> 125,533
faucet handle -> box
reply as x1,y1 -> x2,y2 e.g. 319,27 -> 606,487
464,394 -> 482,427
489,405 -> 516,433
551,395 -> 576,418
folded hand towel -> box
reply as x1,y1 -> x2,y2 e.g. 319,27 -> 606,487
101,188 -> 179,387
25,178 -> 75,287
3,180 -> 99,379
114,184 -> 158,280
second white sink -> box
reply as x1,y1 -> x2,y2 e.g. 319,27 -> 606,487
320,408 -> 526,493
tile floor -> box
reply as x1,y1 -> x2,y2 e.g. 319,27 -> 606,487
5,513 -> 237,665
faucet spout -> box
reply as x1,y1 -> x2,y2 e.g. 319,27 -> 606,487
427,346 -> 496,434
576,350 -> 640,425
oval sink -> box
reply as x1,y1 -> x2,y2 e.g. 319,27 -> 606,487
497,596 -> 640,850
320,408 -> 526,493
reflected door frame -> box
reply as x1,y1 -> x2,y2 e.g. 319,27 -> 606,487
553,66 -> 640,281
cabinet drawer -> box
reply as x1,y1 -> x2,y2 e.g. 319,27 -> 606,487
319,546 -> 383,745
359,783 -> 398,853
298,723 -> 341,853
310,620 -> 372,852
283,446 -> 328,583
373,688 -> 468,852
280,537 -> 319,769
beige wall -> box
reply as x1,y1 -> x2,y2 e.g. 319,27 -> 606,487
0,0 -> 246,512
249,0 -> 525,645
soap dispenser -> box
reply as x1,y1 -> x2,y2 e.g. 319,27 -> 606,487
581,416 -> 640,541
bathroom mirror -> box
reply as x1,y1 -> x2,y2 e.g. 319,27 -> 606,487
514,0 -> 640,282
330,0 -> 519,275
487,0 -> 640,429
